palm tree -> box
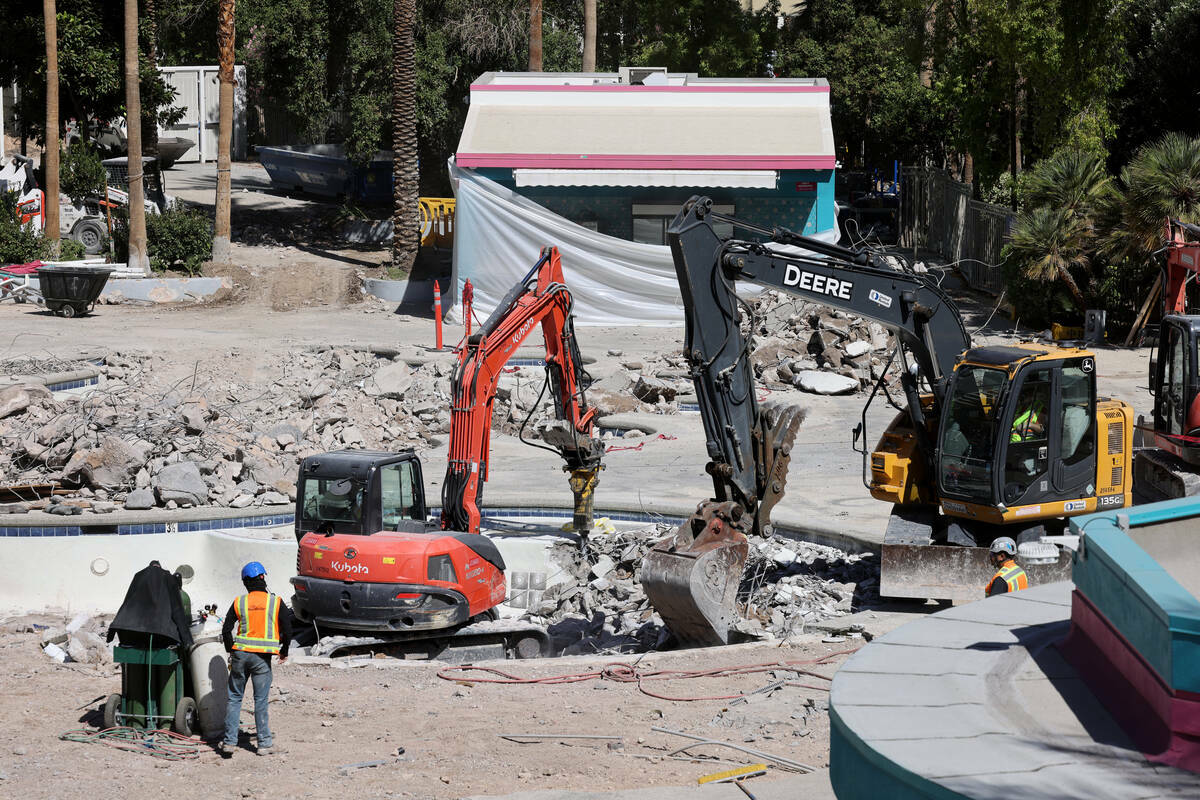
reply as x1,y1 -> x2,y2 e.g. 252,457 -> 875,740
212,0 -> 235,264
1007,149 -> 1114,310
391,0 -> 420,274
1107,133 -> 1200,262
1023,149 -> 1114,220
583,0 -> 596,72
124,0 -> 149,274
43,0 -> 60,257
1009,206 -> 1089,309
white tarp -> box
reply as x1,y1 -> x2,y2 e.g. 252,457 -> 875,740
449,160 -> 838,326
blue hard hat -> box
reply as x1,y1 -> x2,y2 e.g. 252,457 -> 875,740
241,561 -> 266,579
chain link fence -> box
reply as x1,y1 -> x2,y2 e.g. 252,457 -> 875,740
899,166 -> 1014,295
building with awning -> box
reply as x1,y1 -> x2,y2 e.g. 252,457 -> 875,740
448,68 -> 838,325
457,69 -> 837,244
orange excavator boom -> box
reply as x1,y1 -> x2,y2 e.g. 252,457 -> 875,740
440,246 -> 603,536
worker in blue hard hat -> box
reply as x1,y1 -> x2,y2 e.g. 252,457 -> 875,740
219,561 -> 293,758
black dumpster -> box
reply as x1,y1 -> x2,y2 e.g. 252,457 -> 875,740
37,264 -> 113,318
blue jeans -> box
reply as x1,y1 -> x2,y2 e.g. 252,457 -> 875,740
223,650 -> 274,748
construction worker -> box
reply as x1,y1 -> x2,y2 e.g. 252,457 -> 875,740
985,537 -> 1029,597
1010,393 -> 1046,442
220,561 -> 292,757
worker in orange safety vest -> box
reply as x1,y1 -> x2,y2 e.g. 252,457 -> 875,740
985,537 -> 1029,597
219,561 -> 292,757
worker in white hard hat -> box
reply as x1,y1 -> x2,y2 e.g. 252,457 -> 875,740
985,537 -> 1028,597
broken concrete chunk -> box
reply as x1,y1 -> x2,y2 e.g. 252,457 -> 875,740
64,436 -> 147,490
0,384 -> 52,419
632,376 -> 677,404
363,362 -> 413,399
794,371 -> 858,395
153,460 -> 207,507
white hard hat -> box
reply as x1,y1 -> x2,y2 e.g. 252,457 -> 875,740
990,537 -> 1017,556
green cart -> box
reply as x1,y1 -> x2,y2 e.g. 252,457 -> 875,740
102,636 -> 197,735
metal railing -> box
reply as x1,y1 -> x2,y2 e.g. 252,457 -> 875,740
900,166 -> 1014,295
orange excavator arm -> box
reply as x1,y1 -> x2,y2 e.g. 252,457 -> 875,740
440,246 -> 603,536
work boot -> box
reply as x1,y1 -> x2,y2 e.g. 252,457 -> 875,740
257,745 -> 277,756
217,742 -> 235,758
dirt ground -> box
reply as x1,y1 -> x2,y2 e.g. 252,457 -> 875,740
0,621 -> 854,800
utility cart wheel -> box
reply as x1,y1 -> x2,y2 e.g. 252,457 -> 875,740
103,693 -> 121,729
58,304 -> 76,318
172,697 -> 197,736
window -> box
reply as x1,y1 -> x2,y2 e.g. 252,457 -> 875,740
379,461 -> 419,530
632,204 -> 733,245
300,477 -> 366,534
1060,366 -> 1093,464
939,365 -> 1007,501
1005,368 -> 1051,487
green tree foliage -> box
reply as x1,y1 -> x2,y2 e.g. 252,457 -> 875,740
59,142 -> 106,204
1107,132 -> 1200,261
1110,1 -> 1200,167
112,206 -> 213,274
0,0 -> 182,146
930,0 -> 1131,185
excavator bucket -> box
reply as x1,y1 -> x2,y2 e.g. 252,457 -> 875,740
641,501 -> 750,647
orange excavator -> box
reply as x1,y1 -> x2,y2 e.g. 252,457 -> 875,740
441,246 -> 604,535
290,247 -> 602,658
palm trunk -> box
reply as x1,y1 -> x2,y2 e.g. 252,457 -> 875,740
582,0 -> 596,72
1057,265 -> 1087,310
212,0 -> 235,264
528,0 -> 542,71
390,0 -> 419,274
43,0 -> 60,257
124,0 -> 149,274
143,0 -> 159,158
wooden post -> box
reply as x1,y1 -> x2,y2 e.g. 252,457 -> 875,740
124,0 -> 149,275
1124,273 -> 1163,348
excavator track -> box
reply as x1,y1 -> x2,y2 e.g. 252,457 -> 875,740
1134,448 -> 1200,502
309,618 -> 551,662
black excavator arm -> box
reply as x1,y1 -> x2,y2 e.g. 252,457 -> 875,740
642,196 -> 969,646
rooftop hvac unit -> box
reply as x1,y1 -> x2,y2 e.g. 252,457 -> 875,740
618,66 -> 668,85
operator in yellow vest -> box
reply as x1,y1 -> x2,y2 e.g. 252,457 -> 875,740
985,537 -> 1029,597
219,561 -> 292,757
1010,396 -> 1046,442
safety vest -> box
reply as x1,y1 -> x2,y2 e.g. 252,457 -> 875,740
232,591 -> 283,654
1011,407 -> 1041,442
985,561 -> 1029,597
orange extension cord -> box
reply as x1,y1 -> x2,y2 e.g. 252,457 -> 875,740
437,648 -> 859,702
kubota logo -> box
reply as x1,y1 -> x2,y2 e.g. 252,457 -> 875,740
332,561 -> 368,575
343,547 -> 358,559
512,318 -> 537,346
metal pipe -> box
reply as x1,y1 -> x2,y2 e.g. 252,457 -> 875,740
650,727 -> 815,773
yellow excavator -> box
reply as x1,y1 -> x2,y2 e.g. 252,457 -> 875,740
640,197 -> 1134,645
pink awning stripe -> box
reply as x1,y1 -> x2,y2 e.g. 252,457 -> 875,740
456,153 -> 836,170
468,83 -> 830,94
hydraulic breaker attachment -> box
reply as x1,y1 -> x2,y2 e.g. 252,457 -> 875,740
641,500 -> 751,647
567,465 -> 602,535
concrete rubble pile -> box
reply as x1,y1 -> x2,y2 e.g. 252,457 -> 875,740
534,523 -> 878,655
25,613 -> 112,665
746,290 -> 899,396
582,290 -> 899,417
0,348 -> 456,514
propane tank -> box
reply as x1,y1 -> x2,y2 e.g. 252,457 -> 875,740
188,616 -> 228,740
